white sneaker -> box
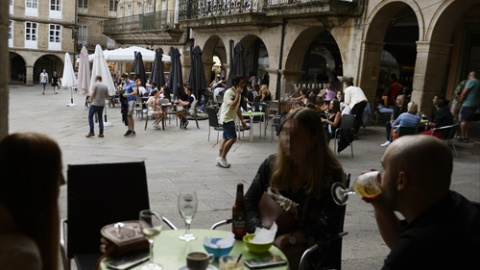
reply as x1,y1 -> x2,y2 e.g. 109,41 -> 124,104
215,157 -> 221,166
380,141 -> 391,147
217,158 -> 231,168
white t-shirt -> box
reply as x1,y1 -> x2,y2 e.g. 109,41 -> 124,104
344,86 -> 367,108
138,86 -> 148,96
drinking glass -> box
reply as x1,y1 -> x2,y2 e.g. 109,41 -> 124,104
178,191 -> 198,241
139,209 -> 163,270
252,105 -> 256,112
259,104 -> 263,112
331,171 -> 382,206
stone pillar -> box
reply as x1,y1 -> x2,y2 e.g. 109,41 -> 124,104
281,69 -> 304,96
264,68 -> 278,99
411,41 -> 452,115
0,0 -> 8,139
357,40 -> 384,104
25,65 -> 34,86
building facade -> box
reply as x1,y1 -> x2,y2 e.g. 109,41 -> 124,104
8,0 -> 117,86
177,0 -> 480,114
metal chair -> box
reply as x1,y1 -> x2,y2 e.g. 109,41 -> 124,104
60,162 -> 176,270
431,124 -> 460,156
206,107 -> 223,143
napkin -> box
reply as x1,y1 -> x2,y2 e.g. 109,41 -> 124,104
203,232 -> 235,248
251,222 -> 277,244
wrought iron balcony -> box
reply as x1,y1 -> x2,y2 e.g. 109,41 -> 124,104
178,0 -> 358,20
103,11 -> 176,34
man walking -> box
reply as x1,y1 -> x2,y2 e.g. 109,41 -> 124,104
39,69 -> 49,95
344,79 -> 368,135
458,71 -> 480,142
121,73 -> 137,137
86,76 -> 110,138
216,75 -> 247,168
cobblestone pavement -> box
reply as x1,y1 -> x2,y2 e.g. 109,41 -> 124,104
7,84 -> 480,269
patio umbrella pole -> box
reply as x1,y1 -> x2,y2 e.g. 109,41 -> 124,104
67,85 -> 77,107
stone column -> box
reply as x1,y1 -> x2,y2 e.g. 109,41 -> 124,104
25,65 -> 34,86
0,0 -> 8,139
411,41 -> 452,115
281,69 -> 304,96
264,68 -> 278,99
357,40 -> 384,104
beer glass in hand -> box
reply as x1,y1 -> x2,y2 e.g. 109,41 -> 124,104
139,209 -> 163,270
331,171 -> 382,206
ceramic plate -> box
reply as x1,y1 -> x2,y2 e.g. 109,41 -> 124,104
178,265 -> 218,270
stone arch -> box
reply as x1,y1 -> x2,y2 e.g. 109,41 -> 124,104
359,1 -> 420,105
203,35 -> 228,80
33,54 -> 64,83
9,52 -> 27,82
240,35 -> 270,84
428,0 -> 479,43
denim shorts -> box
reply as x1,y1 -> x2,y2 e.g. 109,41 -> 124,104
222,121 -> 237,140
459,105 -> 478,122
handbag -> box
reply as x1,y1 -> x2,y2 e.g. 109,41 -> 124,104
94,220 -> 149,270
257,189 -> 299,235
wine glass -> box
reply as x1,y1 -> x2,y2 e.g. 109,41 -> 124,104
259,104 -> 263,112
139,209 -> 163,270
331,171 -> 382,206
178,191 -> 198,241
252,104 -> 256,112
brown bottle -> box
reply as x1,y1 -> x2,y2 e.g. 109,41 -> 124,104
232,183 -> 247,240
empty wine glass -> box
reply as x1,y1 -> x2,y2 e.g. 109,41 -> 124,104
259,104 -> 263,112
252,105 -> 256,112
178,191 -> 198,241
331,171 -> 382,206
139,209 -> 163,270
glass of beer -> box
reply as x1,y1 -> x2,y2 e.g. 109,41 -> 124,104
331,171 -> 382,206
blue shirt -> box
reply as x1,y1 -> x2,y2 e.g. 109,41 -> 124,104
463,79 -> 480,107
392,112 -> 421,132
124,80 -> 136,102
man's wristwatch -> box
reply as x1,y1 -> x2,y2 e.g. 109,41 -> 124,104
288,234 -> 297,245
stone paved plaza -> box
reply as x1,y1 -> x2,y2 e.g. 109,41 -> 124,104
6,84 -> 480,269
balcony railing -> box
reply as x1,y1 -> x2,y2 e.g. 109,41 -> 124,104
103,11 -> 176,34
178,0 -> 357,20
179,0 -> 267,19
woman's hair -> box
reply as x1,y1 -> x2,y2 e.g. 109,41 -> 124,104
271,108 -> 344,198
260,85 -> 270,95
407,101 -> 418,114
151,89 -> 159,96
135,78 -> 142,85
330,99 -> 341,114
0,133 -> 63,270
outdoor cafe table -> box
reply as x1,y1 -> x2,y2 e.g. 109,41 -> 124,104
241,111 -> 266,142
99,229 -> 289,270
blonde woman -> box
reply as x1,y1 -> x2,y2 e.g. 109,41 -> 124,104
244,107 -> 345,270
390,101 -> 421,139
259,84 -> 272,102
0,133 -> 65,270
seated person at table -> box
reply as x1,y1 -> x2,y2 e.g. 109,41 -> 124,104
259,84 -> 272,102
288,86 -> 305,101
317,83 -> 337,101
335,91 -> 345,111
322,100 -> 342,140
247,84 -> 259,103
420,96 -> 453,138
390,101 -> 421,139
363,135 -> 480,269
136,79 -> 148,97
381,95 -> 407,147
146,90 -> 165,129
0,132 -> 65,270
175,86 -> 196,129
245,107 -> 345,270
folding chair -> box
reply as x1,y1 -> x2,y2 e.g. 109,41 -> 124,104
60,161 -> 176,270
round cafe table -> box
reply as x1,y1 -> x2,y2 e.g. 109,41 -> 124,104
100,229 -> 289,270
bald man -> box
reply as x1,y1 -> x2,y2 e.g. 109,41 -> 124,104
366,135 -> 480,269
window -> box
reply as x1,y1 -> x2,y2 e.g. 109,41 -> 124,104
25,0 -> 39,16
26,0 -> 38,8
9,0 -> 13,14
146,1 -> 153,13
50,0 -> 62,19
25,21 -> 38,48
78,25 -> 88,46
49,24 -> 61,43
109,0 -> 117,12
9,20 -> 13,47
50,0 -> 61,11
127,4 -> 132,16
78,0 -> 88,9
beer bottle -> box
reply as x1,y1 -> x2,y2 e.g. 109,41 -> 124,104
232,183 -> 247,240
